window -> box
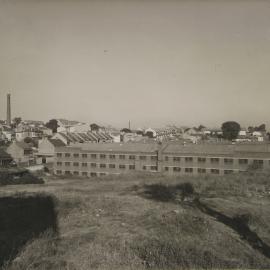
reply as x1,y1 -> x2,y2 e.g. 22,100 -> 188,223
150,166 -> 157,171
57,153 -> 62,157
129,155 -> 135,160
143,165 -> 147,170
91,154 -> 97,159
211,169 -> 219,174
129,165 -> 135,170
109,154 -> 115,159
239,159 -> 248,165
100,154 -> 106,159
254,159 -> 263,164
100,173 -> 106,176
119,155 -> 125,160
57,162 -> 62,166
73,153 -> 79,158
109,164 -> 115,169
91,163 -> 96,168
100,164 -> 106,168
210,158 -> 219,163
73,171 -> 79,176
185,168 -> 193,173
151,156 -> 157,161
198,168 -> 206,174
198,157 -> 206,163
65,162 -> 70,166
82,172 -> 88,176
185,157 -> 193,162
56,170 -> 62,175
224,170 -> 233,174
82,163 -> 87,167
90,172 -> 97,177
173,167 -> 181,172
24,150 -> 32,155
173,157 -> 181,162
164,167 -> 169,171
73,162 -> 79,167
253,160 -> 263,168
224,158 -> 233,164
64,171 -> 71,175
140,156 -> 146,160
82,154 -> 87,158
65,153 -> 71,157
165,156 -> 169,161
119,164 -> 126,169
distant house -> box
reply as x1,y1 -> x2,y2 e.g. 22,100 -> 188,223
7,141 -> 35,166
239,130 -> 247,137
252,131 -> 263,137
0,148 -> 13,166
144,128 -> 157,138
37,137 -> 66,164
1,126 -> 13,141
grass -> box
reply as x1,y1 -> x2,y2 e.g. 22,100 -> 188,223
1,171 -> 270,269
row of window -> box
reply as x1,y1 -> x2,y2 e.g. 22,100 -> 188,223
164,167 -> 234,174
57,152 -> 157,161
143,165 -> 158,171
56,170 -> 104,177
166,156 -> 265,165
57,161 -> 136,170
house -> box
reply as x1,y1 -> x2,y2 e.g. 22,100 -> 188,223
0,148 -> 13,166
37,137 -> 66,164
239,130 -> 247,137
252,131 -> 263,137
6,141 -> 35,166
1,126 -> 13,141
144,128 -> 157,138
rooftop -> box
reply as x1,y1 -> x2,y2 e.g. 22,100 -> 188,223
56,142 -> 159,153
163,142 -> 270,157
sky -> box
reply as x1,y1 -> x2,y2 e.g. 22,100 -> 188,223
0,0 -> 270,129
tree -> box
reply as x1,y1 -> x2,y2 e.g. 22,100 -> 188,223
248,126 -> 254,133
145,131 -> 154,138
136,130 -> 144,135
257,124 -> 266,132
120,128 -> 132,133
90,123 -> 100,132
45,119 -> 59,133
221,121 -> 241,141
198,125 -> 206,131
13,117 -> 22,127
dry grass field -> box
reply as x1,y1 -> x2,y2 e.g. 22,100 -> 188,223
1,171 -> 270,270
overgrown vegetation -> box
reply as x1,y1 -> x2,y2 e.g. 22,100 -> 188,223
0,169 -> 44,186
0,194 -> 58,268
1,171 -> 270,269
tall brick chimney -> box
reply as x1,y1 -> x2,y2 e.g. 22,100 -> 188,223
6,93 -> 11,126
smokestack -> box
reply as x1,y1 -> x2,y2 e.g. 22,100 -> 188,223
6,93 -> 11,126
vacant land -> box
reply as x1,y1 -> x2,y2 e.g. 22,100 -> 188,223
1,171 -> 270,270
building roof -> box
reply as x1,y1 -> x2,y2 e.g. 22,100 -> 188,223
56,142 -> 159,153
58,131 -> 112,143
163,142 -> 270,157
0,148 -> 12,159
14,141 -> 32,150
48,138 -> 66,147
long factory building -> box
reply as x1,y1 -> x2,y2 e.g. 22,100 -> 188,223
53,142 -> 270,177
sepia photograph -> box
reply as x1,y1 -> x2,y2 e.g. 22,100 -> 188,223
1,0 -> 270,269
